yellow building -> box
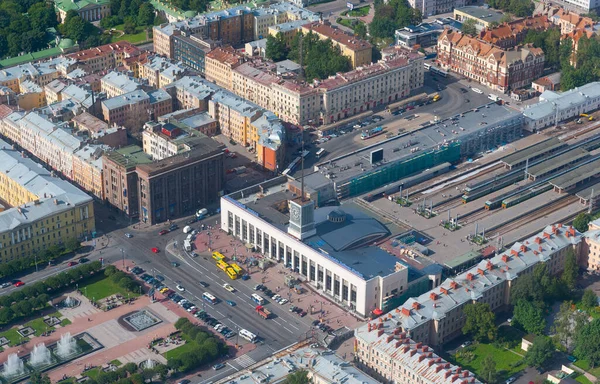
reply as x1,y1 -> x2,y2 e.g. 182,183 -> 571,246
301,22 -> 372,68
17,81 -> 47,111
0,138 -> 95,263
267,20 -> 306,46
205,46 -> 244,91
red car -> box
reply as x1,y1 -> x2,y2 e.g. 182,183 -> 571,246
151,247 -> 160,253
159,230 -> 169,236
67,261 -> 78,267
13,281 -> 24,287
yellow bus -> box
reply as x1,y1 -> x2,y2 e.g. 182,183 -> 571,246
230,263 -> 243,275
225,266 -> 238,280
216,260 -> 229,271
212,251 -> 225,261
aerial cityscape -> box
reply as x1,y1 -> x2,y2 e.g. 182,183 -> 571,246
0,0 -> 600,382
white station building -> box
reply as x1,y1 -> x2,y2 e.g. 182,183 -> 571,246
219,179 -> 419,317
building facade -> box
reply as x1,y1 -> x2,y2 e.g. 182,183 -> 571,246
205,46 -> 245,90
173,33 -> 212,74
437,29 -> 545,93
301,22 -> 372,68
479,15 -> 553,49
54,0 -> 111,23
66,42 -> 141,74
101,89 -> 173,131
409,0 -> 467,17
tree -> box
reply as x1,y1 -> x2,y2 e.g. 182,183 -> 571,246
284,370 -> 310,384
525,336 -> 554,368
29,372 -> 52,384
123,19 -> 136,35
65,237 -> 80,252
573,212 -> 592,233
137,3 -> 155,27
461,18 -> 477,36
500,14 -> 513,23
354,22 -> 367,39
480,355 -> 497,384
462,302 -> 497,342
582,289 -> 598,309
575,319 -> 600,367
562,248 -> 579,291
553,301 -> 588,351
513,299 -> 546,335
266,33 -> 288,62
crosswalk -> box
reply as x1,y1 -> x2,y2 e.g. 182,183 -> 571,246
234,354 -> 256,368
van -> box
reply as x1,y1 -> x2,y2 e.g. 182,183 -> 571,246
488,94 -> 500,101
183,226 -> 192,234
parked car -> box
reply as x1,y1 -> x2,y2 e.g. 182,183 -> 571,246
199,281 -> 209,288
0,283 -> 11,288
176,285 -> 185,292
67,261 -> 78,267
278,298 -> 289,305
159,230 -> 169,236
155,275 -> 165,282
151,247 -> 160,253
213,363 -> 225,371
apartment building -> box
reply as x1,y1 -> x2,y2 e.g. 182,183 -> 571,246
268,20 -> 306,45
66,42 -> 142,74
136,136 -> 225,224
0,138 -> 95,262
409,0 -> 467,17
142,118 -> 218,160
101,71 -> 144,98
479,15 -> 553,49
0,58 -> 64,93
44,79 -> 68,105
301,22 -> 372,68
72,112 -> 127,147
454,6 -> 505,31
163,76 -> 222,110
355,326 -> 481,384
157,108 -> 218,136
18,81 -> 46,110
208,90 -> 263,144
139,55 -> 187,89
101,89 -> 173,131
173,33 -> 213,74
252,2 -> 319,40
232,62 -> 278,111
72,145 -> 104,199
549,8 -> 596,33
437,29 -> 545,93
205,46 -> 245,90
390,224 -> 581,347
54,0 -> 110,23
582,218 -> 600,270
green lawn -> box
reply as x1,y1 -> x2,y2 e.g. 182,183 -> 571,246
110,359 -> 122,366
0,328 -> 24,346
453,343 -> 526,381
26,317 -> 51,335
347,6 -> 370,16
574,372 -> 594,384
80,274 -> 140,301
337,18 -> 365,32
574,359 -> 600,378
575,302 -> 600,319
83,368 -> 101,379
109,24 -> 150,44
163,341 -> 197,360
0,316 -> 57,347
60,318 -> 71,327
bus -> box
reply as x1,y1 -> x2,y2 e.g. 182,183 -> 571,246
212,251 -> 225,261
239,329 -> 257,343
230,263 -> 243,275
430,65 -> 448,77
202,292 -> 218,304
316,148 -> 326,159
225,266 -> 238,280
282,156 -> 301,176
251,293 -> 265,305
216,260 -> 229,272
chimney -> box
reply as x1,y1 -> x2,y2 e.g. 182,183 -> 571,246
477,268 -> 485,276
415,342 -> 422,349
401,308 -> 411,316
486,261 -> 494,270
502,254 -> 509,262
377,329 -> 384,337
430,292 -> 438,300
428,359 -> 435,367
511,249 -> 519,256
422,345 -> 429,352
412,302 -> 420,310
367,323 -> 372,332
418,354 -> 426,362
386,335 -> 394,343
409,349 -> 416,357
466,273 -> 474,281
440,287 -> 448,294
543,231 -> 551,239
395,340 -> 402,348
450,281 -> 458,289
520,244 -> 527,252
535,237 -> 542,244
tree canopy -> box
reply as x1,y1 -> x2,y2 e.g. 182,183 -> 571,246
461,19 -> 477,36
562,248 -> 579,291
582,289 -> 598,309
369,0 -> 421,40
486,0 -> 534,17
575,318 -> 600,367
573,212 -> 592,233
480,355 -> 497,384
512,299 -> 546,335
553,300 -> 587,352
284,370 -> 310,384
525,336 -> 555,368
462,302 -> 497,342
510,263 -> 563,304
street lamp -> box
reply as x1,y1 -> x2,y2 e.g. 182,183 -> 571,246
120,248 -> 125,268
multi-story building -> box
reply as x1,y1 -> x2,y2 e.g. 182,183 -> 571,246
0,58 -> 64,93
139,55 -> 187,89
136,136 -> 225,224
102,145 -> 152,218
163,76 -> 222,110
173,32 -> 213,74
409,0 -> 467,17
17,81 -> 46,110
391,224 -> 581,347
142,119 -> 218,160
208,90 -> 263,144
301,22 -> 372,68
101,89 -> 173,131
158,108 -> 218,137
66,42 -> 141,74
268,20 -> 306,45
54,0 -> 111,22
582,218 -> 600,270
549,8 -> 596,33
437,29 -> 545,93
0,138 -> 95,262
72,112 -> 128,147
72,144 -> 104,199
454,6 -> 505,31
252,2 -> 319,40
355,326 -> 481,384
205,46 -> 245,90
150,0 -> 196,22
479,15 -> 553,49
101,71 -> 144,98
44,79 -> 68,105
395,19 -> 462,48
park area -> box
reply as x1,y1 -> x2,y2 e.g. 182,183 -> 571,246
108,24 -> 150,44
342,5 -> 370,17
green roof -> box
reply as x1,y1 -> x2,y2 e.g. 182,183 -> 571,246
104,145 -> 153,169
444,250 -> 481,269
59,38 -> 75,49
54,0 -> 110,13
0,47 -> 62,68
150,0 -> 186,18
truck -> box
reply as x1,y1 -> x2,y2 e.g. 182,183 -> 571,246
183,239 -> 192,251
360,126 -> 384,140
488,94 -> 500,101
196,208 -> 208,218
256,305 -> 271,319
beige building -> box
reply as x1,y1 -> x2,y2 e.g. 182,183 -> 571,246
208,91 -> 263,145
101,71 -> 143,98
44,79 -> 68,105
142,119 -> 217,160
205,46 -> 245,90
101,89 -> 173,132
54,0 -> 111,23
0,138 -> 95,263
301,22 -> 373,68
139,55 -> 186,89
17,81 -> 46,110
66,41 -> 142,74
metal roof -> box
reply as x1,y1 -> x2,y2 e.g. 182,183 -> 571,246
500,137 -> 564,167
549,157 -> 600,190
575,180 -> 600,200
527,147 -> 589,178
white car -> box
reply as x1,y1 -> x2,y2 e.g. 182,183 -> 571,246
278,298 -> 289,305
353,124 -> 361,129
272,294 -> 281,301
125,233 -> 133,238
176,285 -> 185,292
223,283 -> 236,293
214,323 -> 223,330
186,306 -> 196,312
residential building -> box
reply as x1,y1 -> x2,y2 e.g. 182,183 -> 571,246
150,0 -> 196,22
66,42 -> 141,74
17,81 -> 46,110
142,119 -> 218,160
390,224 -> 581,347
205,46 -> 245,90
479,15 -> 553,49
268,20 -> 306,45
409,0 -> 467,17
0,138 -> 95,262
454,6 -> 505,31
136,136 -> 225,224
545,0 -> 600,16
72,144 -> 104,199
522,81 -> 600,131
252,2 -> 319,40
163,76 -> 222,110
173,32 -> 213,74
139,55 -> 187,89
245,39 -> 268,58
101,71 -> 144,98
101,89 -> 173,131
301,22 -> 372,68
102,145 -> 152,218
208,90 -> 263,144
355,326 -> 481,384
549,8 -> 598,33
44,79 -> 68,105
54,0 -> 110,23
252,111 -> 285,171
72,112 -> 128,147
437,29 -> 545,93
0,58 -> 64,93
395,19 -> 462,48
158,108 -> 219,136
532,72 -> 561,93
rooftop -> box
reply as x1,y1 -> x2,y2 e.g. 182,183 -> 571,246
54,0 -> 110,12
549,157 -> 600,190
165,76 -> 221,102
302,22 -> 372,51
101,71 -> 142,94
72,112 -> 109,133
522,81 -> 600,122
102,89 -> 149,110
269,19 -> 306,33
206,46 -> 244,67
66,41 -> 140,62
455,5 -> 505,24
0,138 -> 92,231
103,145 -> 152,169
500,137 -> 563,167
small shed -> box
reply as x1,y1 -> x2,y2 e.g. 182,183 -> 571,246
521,334 -> 536,351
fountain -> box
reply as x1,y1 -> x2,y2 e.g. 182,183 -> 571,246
61,296 -> 79,308
141,359 -> 156,369
2,353 -> 25,378
56,333 -> 78,359
29,343 -> 52,367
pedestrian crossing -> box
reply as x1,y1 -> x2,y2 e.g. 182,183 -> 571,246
234,354 -> 256,368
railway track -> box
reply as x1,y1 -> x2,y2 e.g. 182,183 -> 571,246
459,207 -> 492,225
491,195 -> 579,237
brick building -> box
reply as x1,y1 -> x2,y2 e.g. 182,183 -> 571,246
479,15 -> 553,49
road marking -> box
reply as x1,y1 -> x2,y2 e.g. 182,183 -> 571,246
287,323 -> 300,331
226,363 -> 239,372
